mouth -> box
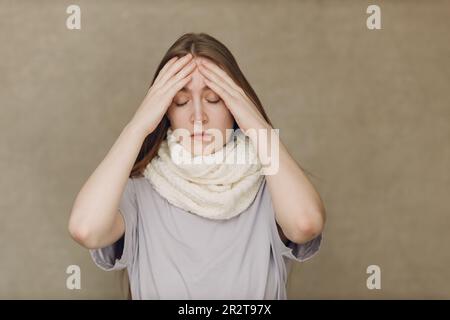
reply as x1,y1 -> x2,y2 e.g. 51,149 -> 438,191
190,132 -> 213,141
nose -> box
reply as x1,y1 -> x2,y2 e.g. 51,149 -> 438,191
191,100 -> 208,127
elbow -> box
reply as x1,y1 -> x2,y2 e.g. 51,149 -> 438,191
291,209 -> 325,244
68,218 -> 101,250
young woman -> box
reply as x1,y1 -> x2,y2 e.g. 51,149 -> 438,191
68,32 -> 326,299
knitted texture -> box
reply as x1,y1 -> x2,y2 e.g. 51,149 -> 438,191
144,128 -> 264,220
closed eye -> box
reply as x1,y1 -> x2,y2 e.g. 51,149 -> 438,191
175,99 -> 221,107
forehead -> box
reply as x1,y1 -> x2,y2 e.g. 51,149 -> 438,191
178,56 -> 220,93
179,68 -> 214,93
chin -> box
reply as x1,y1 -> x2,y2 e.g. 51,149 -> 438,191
179,140 -> 215,157
191,145 -> 215,156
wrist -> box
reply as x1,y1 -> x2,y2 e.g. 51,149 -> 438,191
124,120 -> 150,140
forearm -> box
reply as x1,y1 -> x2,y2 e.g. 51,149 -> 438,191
250,125 -> 326,243
68,121 -> 146,244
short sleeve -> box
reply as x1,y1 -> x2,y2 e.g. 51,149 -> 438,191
283,232 -> 323,262
89,178 -> 138,271
270,213 -> 323,262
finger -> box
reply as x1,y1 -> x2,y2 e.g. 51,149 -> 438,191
163,73 -> 193,98
203,69 -> 265,121
164,59 -> 197,89
160,60 -> 196,96
199,59 -> 246,96
198,64 -> 239,99
153,56 -> 179,86
203,77 -> 235,108
199,62 -> 260,115
157,53 -> 193,89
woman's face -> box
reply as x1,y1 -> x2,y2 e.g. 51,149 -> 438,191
166,56 -> 235,156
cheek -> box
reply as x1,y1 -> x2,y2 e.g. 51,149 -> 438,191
167,106 -> 188,125
218,105 -> 234,123
208,104 -> 234,127
210,103 -> 228,116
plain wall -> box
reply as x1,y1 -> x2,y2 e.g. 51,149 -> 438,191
1,0 -> 449,299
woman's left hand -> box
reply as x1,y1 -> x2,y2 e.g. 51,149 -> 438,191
198,58 -> 325,244
196,58 -> 272,134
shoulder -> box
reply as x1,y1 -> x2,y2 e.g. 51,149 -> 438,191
127,176 -> 163,206
127,176 -> 147,193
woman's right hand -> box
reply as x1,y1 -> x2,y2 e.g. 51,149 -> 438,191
129,53 -> 197,137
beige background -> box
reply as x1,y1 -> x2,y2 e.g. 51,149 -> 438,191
1,0 -> 449,299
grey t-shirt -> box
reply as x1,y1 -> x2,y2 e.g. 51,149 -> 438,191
90,176 -> 322,299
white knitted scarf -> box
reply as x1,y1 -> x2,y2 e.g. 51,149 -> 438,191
143,127 -> 264,220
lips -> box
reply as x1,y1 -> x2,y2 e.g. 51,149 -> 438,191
191,132 -> 212,141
